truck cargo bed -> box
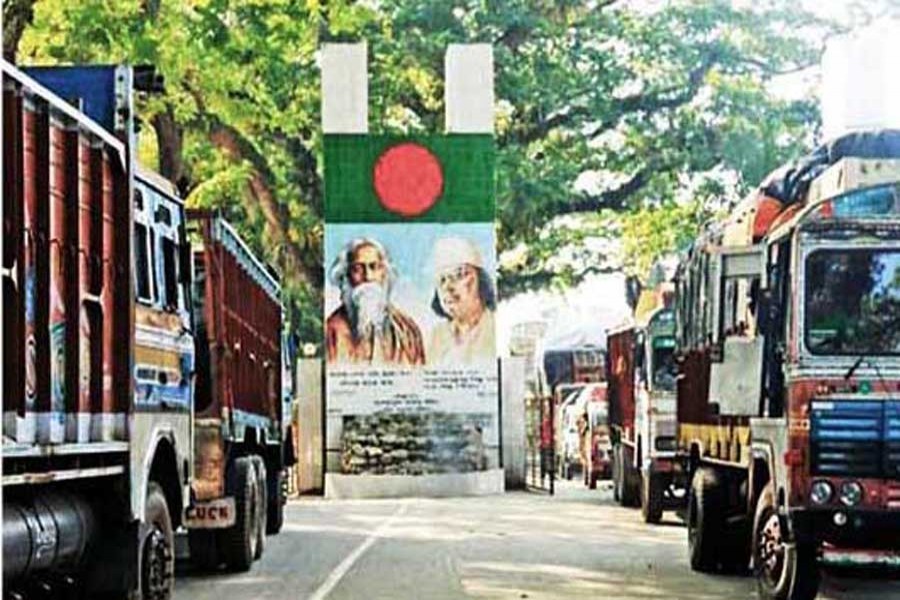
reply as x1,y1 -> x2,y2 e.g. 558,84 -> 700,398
2,61 -> 132,453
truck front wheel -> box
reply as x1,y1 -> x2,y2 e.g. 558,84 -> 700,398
753,485 -> 820,600
687,467 -> 721,572
222,457 -> 260,572
141,483 -> 175,600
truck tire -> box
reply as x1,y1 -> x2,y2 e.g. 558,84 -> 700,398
267,469 -> 286,535
141,483 -> 175,600
621,453 -> 640,508
188,530 -> 221,571
641,471 -> 664,524
222,457 -> 260,572
251,456 -> 267,560
612,446 -> 622,503
688,467 -> 722,572
753,484 -> 820,600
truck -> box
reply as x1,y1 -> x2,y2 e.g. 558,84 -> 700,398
185,208 -> 292,566
672,131 -> 900,599
2,60 -> 291,599
541,346 -> 605,393
607,286 -> 681,523
572,382 -> 612,488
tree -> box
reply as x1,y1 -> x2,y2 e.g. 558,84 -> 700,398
9,0 -> 865,341
358,0 -> 833,289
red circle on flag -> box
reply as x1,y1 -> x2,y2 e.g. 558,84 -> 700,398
373,143 -> 444,217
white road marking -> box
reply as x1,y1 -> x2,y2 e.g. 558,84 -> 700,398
307,500 -> 411,600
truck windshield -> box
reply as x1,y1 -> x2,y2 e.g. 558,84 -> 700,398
651,340 -> 677,391
805,249 -> 900,355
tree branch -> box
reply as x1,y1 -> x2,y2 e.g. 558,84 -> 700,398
561,166 -> 654,214
208,121 -> 318,285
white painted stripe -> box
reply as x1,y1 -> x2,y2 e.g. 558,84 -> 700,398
308,500 -> 410,600
445,44 -> 494,133
321,43 -> 368,134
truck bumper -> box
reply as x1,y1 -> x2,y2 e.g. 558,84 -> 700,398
791,507 -> 900,550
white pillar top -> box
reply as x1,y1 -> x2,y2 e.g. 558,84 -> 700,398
321,42 -> 369,134
445,44 -> 494,134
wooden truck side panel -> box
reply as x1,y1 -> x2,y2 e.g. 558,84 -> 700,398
606,328 -> 635,438
2,64 -> 131,452
188,211 -> 283,501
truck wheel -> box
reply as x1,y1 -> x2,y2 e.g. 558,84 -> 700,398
222,457 -> 260,572
621,455 -> 640,508
612,447 -> 622,503
252,456 -> 267,560
188,530 -> 220,571
141,483 -> 174,600
267,469 -> 286,534
688,467 -> 722,572
753,484 -> 820,600
641,471 -> 664,524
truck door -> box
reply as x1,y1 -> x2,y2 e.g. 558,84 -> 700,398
709,246 -> 765,416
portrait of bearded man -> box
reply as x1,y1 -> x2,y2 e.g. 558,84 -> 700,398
326,238 -> 425,365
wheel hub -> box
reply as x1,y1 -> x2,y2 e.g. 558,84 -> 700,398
758,513 -> 785,583
144,527 -> 173,600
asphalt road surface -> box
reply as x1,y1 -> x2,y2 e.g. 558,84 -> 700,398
174,481 -> 900,600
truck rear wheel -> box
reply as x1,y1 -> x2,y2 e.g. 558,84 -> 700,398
641,471 -> 664,524
267,469 -> 286,534
688,467 -> 722,572
251,456 -> 267,560
141,483 -> 174,600
222,457 -> 260,572
753,484 -> 820,600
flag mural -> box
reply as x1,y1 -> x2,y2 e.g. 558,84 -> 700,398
322,44 -> 501,493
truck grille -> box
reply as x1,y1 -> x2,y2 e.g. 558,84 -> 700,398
810,400 -> 896,478
886,402 -> 900,479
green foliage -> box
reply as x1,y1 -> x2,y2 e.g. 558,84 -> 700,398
11,0 -> 839,342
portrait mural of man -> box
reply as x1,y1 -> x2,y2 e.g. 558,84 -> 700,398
427,237 -> 496,365
326,238 -> 425,365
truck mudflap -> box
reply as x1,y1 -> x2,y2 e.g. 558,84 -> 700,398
184,498 -> 235,529
790,507 -> 900,550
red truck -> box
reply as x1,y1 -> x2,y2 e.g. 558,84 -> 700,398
673,133 -> 900,599
607,295 -> 682,523
2,61 -> 291,599
186,209 -> 292,566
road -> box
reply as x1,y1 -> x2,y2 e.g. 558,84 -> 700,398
174,481 -> 900,600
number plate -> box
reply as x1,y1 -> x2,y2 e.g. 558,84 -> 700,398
184,498 -> 235,529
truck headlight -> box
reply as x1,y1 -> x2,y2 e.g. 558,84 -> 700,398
839,481 -> 863,507
809,480 -> 833,505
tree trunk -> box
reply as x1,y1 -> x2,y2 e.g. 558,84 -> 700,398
3,0 -> 37,62
209,124 -> 316,286
152,108 -> 186,192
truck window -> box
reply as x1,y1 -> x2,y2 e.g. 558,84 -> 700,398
161,237 -> 180,312
134,222 -> 155,303
722,276 -> 759,338
651,344 -> 677,391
